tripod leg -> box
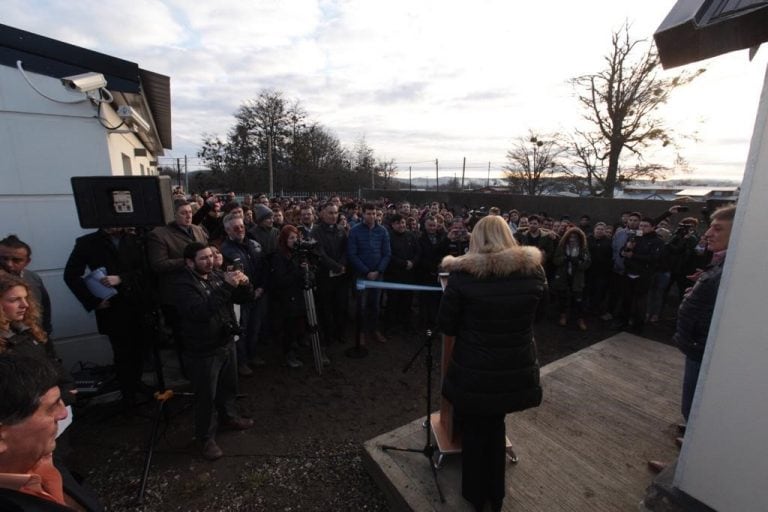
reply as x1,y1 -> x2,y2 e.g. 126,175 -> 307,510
137,397 -> 166,504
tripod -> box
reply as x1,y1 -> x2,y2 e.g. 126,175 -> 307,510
301,262 -> 325,375
136,389 -> 194,504
381,329 -> 445,503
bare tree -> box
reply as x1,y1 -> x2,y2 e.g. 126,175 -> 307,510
570,24 -> 703,198
503,132 -> 567,195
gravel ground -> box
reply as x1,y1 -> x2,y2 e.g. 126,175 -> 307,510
65,306 -> 677,511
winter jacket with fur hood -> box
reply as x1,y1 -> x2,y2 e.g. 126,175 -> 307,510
437,246 -> 546,415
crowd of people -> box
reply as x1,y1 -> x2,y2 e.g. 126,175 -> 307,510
0,186 -> 734,510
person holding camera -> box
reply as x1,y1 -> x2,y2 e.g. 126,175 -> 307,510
666,217 -> 701,303
270,225 -> 316,368
613,217 -> 664,333
171,242 -> 254,461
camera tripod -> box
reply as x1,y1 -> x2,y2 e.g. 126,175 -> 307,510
302,263 -> 325,375
380,329 -> 445,503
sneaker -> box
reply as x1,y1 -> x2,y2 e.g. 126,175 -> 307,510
202,438 -> 223,461
558,314 -> 567,327
238,364 -> 254,377
373,331 -> 387,343
285,353 -> 303,368
600,312 -> 613,321
223,417 -> 255,431
577,319 -> 587,331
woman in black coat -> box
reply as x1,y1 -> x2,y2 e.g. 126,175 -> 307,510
270,225 -> 309,368
438,215 -> 547,512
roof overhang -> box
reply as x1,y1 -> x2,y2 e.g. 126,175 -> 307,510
0,23 -> 171,153
654,0 -> 768,68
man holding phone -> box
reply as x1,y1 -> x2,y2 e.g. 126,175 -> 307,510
221,215 -> 267,376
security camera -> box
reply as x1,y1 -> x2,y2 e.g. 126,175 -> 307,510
61,72 -> 107,93
117,105 -> 151,133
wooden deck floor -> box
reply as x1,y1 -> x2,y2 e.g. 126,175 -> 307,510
363,333 -> 684,511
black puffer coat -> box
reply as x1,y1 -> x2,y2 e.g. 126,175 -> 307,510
438,246 -> 546,415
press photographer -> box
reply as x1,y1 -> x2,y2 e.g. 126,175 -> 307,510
270,225 -> 320,368
171,242 -> 255,461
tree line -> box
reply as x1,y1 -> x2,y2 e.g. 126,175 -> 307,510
197,25 -> 703,198
195,91 -> 395,193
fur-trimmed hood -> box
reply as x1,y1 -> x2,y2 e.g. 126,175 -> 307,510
440,246 -> 543,278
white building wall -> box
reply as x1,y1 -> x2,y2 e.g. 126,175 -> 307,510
674,63 -> 768,511
0,63 -> 156,368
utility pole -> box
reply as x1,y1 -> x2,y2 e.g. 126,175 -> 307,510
461,156 -> 466,190
176,158 -> 182,188
268,135 -> 274,195
409,166 -> 412,191
435,158 -> 439,191
184,155 -> 188,193
487,161 -> 491,188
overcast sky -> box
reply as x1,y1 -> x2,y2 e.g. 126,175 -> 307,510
5,0 -> 767,183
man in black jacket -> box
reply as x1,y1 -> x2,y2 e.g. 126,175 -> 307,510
648,205 -> 734,473
416,217 -> 449,328
63,228 -> 153,406
310,202 -> 349,344
171,243 -> 255,460
385,214 -> 420,332
221,215 -> 267,376
614,217 -> 664,333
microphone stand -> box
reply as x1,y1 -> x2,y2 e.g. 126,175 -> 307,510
380,329 -> 445,503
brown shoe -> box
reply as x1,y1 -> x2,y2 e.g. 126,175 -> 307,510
223,417 -> 255,431
647,460 -> 667,473
577,319 -> 587,331
373,331 -> 387,343
202,438 -> 223,461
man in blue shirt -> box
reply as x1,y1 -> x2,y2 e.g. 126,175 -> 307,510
347,203 -> 391,344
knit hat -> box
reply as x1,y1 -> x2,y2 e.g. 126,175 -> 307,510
253,204 -> 273,223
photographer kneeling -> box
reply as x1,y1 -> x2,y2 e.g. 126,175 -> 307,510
171,242 -> 255,461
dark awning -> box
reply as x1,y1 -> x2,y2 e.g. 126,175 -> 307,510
0,23 -> 172,150
654,0 -> 768,68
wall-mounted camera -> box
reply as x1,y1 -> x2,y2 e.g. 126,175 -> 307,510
117,105 -> 151,133
60,72 -> 107,93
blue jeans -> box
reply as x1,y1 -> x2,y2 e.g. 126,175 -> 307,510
681,356 -> 702,422
647,271 -> 671,319
358,275 -> 383,333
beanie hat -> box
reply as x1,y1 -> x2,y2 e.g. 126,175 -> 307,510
253,204 -> 273,223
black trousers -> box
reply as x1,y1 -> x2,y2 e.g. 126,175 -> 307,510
183,342 -> 238,441
107,330 -> 145,400
457,412 -> 507,512
315,276 -> 349,342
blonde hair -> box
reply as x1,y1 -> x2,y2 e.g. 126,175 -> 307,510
468,215 -> 518,254
0,274 -> 47,349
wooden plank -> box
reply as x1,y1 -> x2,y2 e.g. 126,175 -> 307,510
363,336 -> 685,512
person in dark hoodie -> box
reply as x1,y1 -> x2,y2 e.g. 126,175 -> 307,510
438,215 -> 546,512
552,227 -> 591,330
